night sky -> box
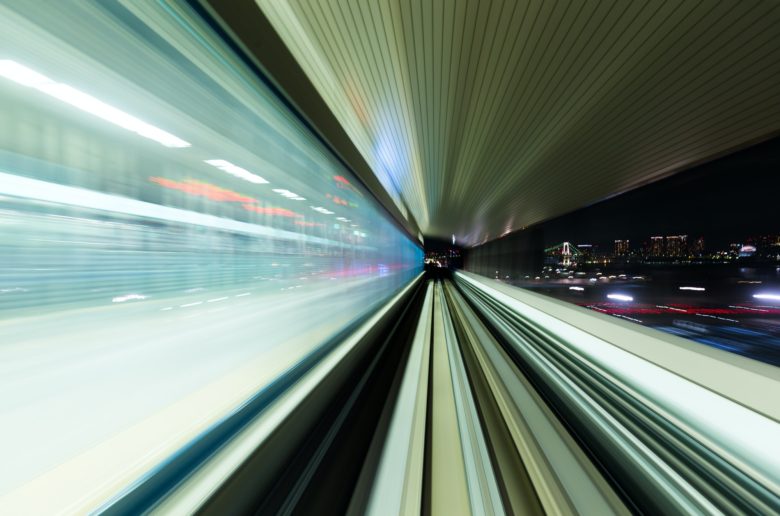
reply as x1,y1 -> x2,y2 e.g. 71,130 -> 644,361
539,136 -> 780,250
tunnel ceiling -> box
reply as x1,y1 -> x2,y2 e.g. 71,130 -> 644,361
253,0 -> 780,246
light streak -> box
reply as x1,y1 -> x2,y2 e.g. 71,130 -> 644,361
728,305 -> 768,313
112,294 -> 146,303
204,159 -> 268,184
272,188 -> 305,200
657,305 -> 687,313
0,60 -> 190,147
242,204 -> 301,218
753,293 -> 780,301
150,177 -> 255,203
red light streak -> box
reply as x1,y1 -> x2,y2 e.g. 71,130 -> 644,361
242,204 -> 302,218
150,177 -> 256,203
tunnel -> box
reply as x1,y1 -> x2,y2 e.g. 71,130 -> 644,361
1,1 -> 779,514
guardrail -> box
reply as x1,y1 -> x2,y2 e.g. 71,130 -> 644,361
455,271 -> 780,514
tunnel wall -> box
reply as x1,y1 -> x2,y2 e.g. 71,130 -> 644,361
463,228 -> 544,280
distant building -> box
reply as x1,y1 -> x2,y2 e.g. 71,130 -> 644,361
614,239 -> 629,257
665,235 -> 687,257
650,236 -> 664,257
576,244 -> 593,260
692,236 -> 705,256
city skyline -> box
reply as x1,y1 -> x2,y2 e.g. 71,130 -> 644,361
570,233 -> 778,256
538,137 -> 780,249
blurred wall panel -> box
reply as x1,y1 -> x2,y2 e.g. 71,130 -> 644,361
0,0 -> 421,507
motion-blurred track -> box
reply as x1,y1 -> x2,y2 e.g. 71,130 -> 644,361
18,273 -> 767,514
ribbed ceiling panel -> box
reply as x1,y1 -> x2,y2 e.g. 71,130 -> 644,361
257,0 -> 780,245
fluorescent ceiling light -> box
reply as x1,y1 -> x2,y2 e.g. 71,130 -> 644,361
0,59 -> 190,148
205,159 -> 268,184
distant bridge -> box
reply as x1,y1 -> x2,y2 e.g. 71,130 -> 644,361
544,241 -> 583,266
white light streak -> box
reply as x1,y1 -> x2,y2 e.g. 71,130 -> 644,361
272,188 -> 305,200
180,301 -> 202,308
112,294 -> 146,303
310,206 -> 334,215
657,305 -> 687,313
607,293 -> 633,302
753,293 -> 780,301
204,159 -> 268,184
207,297 -> 228,303
728,305 -> 768,313
0,60 -> 190,148
696,313 -> 739,323
569,286 -> 584,291
679,286 -> 706,291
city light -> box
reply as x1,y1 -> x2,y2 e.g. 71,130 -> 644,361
0,60 -> 191,148
607,293 -> 633,302
204,159 -> 269,184
679,286 -> 706,291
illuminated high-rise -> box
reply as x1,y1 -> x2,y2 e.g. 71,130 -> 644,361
650,236 -> 664,257
692,236 -> 705,256
665,235 -> 687,257
614,239 -> 629,257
